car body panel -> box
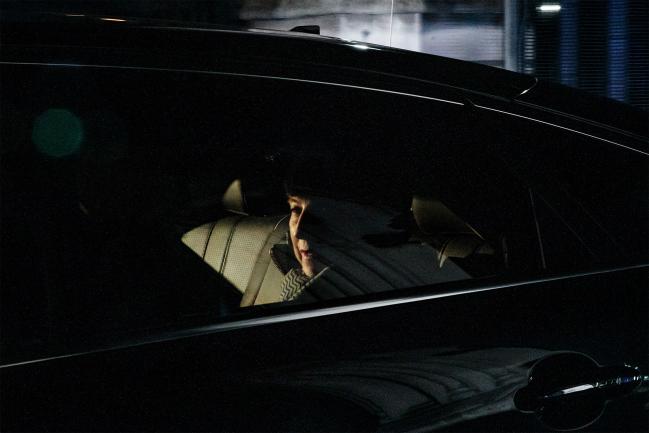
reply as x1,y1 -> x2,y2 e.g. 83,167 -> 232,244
1,266 -> 647,431
1,13 -> 536,100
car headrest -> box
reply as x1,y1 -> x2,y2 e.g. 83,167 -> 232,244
222,179 -> 248,215
221,178 -> 286,216
411,195 -> 478,236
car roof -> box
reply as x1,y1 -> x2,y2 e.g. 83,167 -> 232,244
1,12 -> 537,101
2,12 -> 646,142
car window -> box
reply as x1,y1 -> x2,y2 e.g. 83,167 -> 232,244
1,62 -> 568,362
476,108 -> 649,268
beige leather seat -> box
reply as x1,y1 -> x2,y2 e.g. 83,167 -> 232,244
182,188 -> 494,309
181,179 -> 288,307
411,195 -> 496,269
246,198 -> 470,304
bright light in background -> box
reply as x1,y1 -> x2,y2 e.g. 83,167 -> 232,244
537,4 -> 562,13
100,17 -> 127,22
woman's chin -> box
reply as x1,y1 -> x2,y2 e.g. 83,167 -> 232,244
301,259 -> 318,277
302,266 -> 315,278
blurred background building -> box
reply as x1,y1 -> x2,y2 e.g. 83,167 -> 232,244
4,0 -> 648,109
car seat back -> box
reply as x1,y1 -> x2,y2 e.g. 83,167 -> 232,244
181,179 -> 288,305
411,195 -> 497,271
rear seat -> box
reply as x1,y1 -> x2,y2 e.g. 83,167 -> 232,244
181,179 -> 288,306
182,187 -> 495,310
411,195 -> 496,269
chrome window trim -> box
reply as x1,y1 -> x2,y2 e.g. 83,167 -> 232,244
0,61 -> 464,106
474,104 -> 649,157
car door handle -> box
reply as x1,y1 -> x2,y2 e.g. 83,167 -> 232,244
514,352 -> 647,430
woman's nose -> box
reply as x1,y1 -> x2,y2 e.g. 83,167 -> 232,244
294,213 -> 306,239
295,210 -> 318,240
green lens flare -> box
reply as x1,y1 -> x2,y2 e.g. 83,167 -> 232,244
32,109 -> 83,157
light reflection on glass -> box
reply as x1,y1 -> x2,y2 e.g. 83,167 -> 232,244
32,109 -> 84,158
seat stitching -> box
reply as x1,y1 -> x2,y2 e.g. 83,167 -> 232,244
202,221 -> 217,260
249,224 -> 279,305
219,216 -> 244,274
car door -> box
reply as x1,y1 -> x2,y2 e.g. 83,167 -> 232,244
1,43 -> 647,432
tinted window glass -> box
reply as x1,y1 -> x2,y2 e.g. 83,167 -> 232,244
477,109 -> 649,267
2,63 -> 540,362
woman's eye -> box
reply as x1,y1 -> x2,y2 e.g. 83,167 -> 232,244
290,207 -> 302,216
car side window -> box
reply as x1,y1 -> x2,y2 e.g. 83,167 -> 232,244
475,108 -> 649,270
176,71 -> 547,307
1,62 -> 548,362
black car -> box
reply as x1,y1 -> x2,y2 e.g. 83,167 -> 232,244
1,13 -> 647,432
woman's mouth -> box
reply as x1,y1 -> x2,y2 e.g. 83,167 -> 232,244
299,249 -> 313,260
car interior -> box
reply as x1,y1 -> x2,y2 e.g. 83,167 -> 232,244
181,172 -> 501,308
0,62 -> 529,362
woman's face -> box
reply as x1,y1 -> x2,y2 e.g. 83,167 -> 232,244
287,194 -> 321,277
287,193 -> 400,277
